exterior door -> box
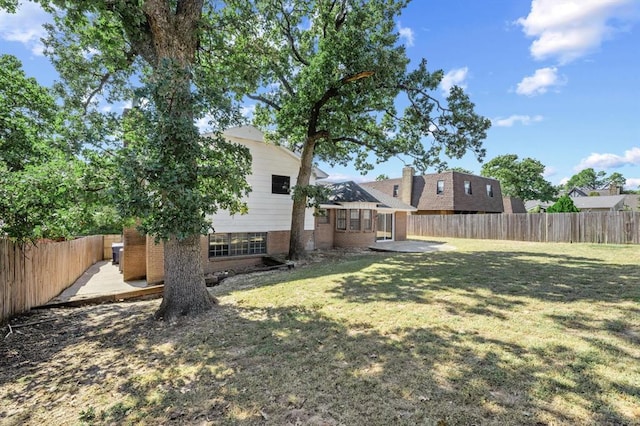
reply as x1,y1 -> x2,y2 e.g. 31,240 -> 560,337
376,213 -> 393,241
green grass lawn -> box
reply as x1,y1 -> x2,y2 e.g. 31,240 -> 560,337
1,238 -> 639,425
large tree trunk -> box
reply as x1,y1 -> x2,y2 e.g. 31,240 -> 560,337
155,235 -> 215,322
288,137 -> 317,260
140,0 -> 212,320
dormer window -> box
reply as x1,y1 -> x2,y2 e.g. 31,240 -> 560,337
486,184 -> 493,197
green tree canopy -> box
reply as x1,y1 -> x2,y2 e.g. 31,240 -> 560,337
215,0 -> 491,258
606,172 -> 626,189
0,54 -> 60,172
564,168 -> 606,190
565,168 -> 627,192
36,0 -> 254,320
0,54 -> 121,241
447,167 -> 474,174
480,154 -> 556,202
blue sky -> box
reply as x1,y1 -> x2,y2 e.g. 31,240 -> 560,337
1,0 -> 639,188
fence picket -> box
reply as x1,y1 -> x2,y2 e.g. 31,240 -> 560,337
408,212 -> 640,245
0,235 -> 104,323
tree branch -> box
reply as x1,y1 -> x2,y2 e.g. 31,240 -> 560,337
278,0 -> 309,66
276,71 -> 295,97
82,72 -> 111,113
247,93 -> 281,111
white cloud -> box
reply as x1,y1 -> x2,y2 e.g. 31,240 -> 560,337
0,2 -> 51,56
397,21 -> 415,47
543,166 -> 556,178
240,104 -> 256,119
195,114 -> 215,133
440,67 -> 468,95
626,178 -> 640,189
493,114 -> 544,127
516,67 -> 565,96
517,0 -> 638,64
575,147 -> 640,170
559,176 -> 569,186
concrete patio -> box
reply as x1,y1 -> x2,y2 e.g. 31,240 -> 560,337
44,260 -> 163,307
369,239 -> 456,253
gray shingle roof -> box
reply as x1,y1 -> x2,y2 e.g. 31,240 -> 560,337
320,181 -> 415,211
572,195 -> 626,210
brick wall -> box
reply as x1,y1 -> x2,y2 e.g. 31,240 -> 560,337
333,229 -> 376,248
267,231 -> 290,255
122,227 -> 146,281
146,236 -> 164,285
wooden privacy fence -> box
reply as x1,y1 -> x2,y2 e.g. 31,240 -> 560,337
408,212 -> 640,244
0,235 -> 104,323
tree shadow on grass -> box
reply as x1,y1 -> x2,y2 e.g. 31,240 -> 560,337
328,250 -> 640,306
1,297 -> 638,425
1,247 -> 638,425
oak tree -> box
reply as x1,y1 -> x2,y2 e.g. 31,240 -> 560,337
213,0 -> 491,259
0,54 -> 119,241
38,0 -> 252,321
564,168 -> 607,191
480,154 -> 557,202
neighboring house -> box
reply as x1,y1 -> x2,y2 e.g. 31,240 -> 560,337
315,181 -> 416,249
524,200 -> 553,212
361,167 -> 504,214
567,185 -> 638,211
120,125 -> 328,283
526,195 -> 627,213
502,196 -> 527,213
624,194 -> 640,211
567,185 -> 621,197
572,195 -> 627,212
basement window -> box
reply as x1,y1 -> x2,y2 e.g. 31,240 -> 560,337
208,232 -> 267,258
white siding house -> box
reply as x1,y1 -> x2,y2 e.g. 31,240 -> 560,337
205,126 -> 327,233
121,125 -> 329,283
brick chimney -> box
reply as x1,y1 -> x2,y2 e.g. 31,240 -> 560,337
401,166 -> 414,205
609,184 -> 620,195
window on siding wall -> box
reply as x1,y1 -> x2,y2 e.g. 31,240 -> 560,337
486,184 -> 493,197
271,175 -> 290,194
209,232 -> 267,258
349,209 -> 361,231
362,209 -> 372,230
336,210 -> 347,230
464,181 -> 472,195
437,180 -> 444,194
